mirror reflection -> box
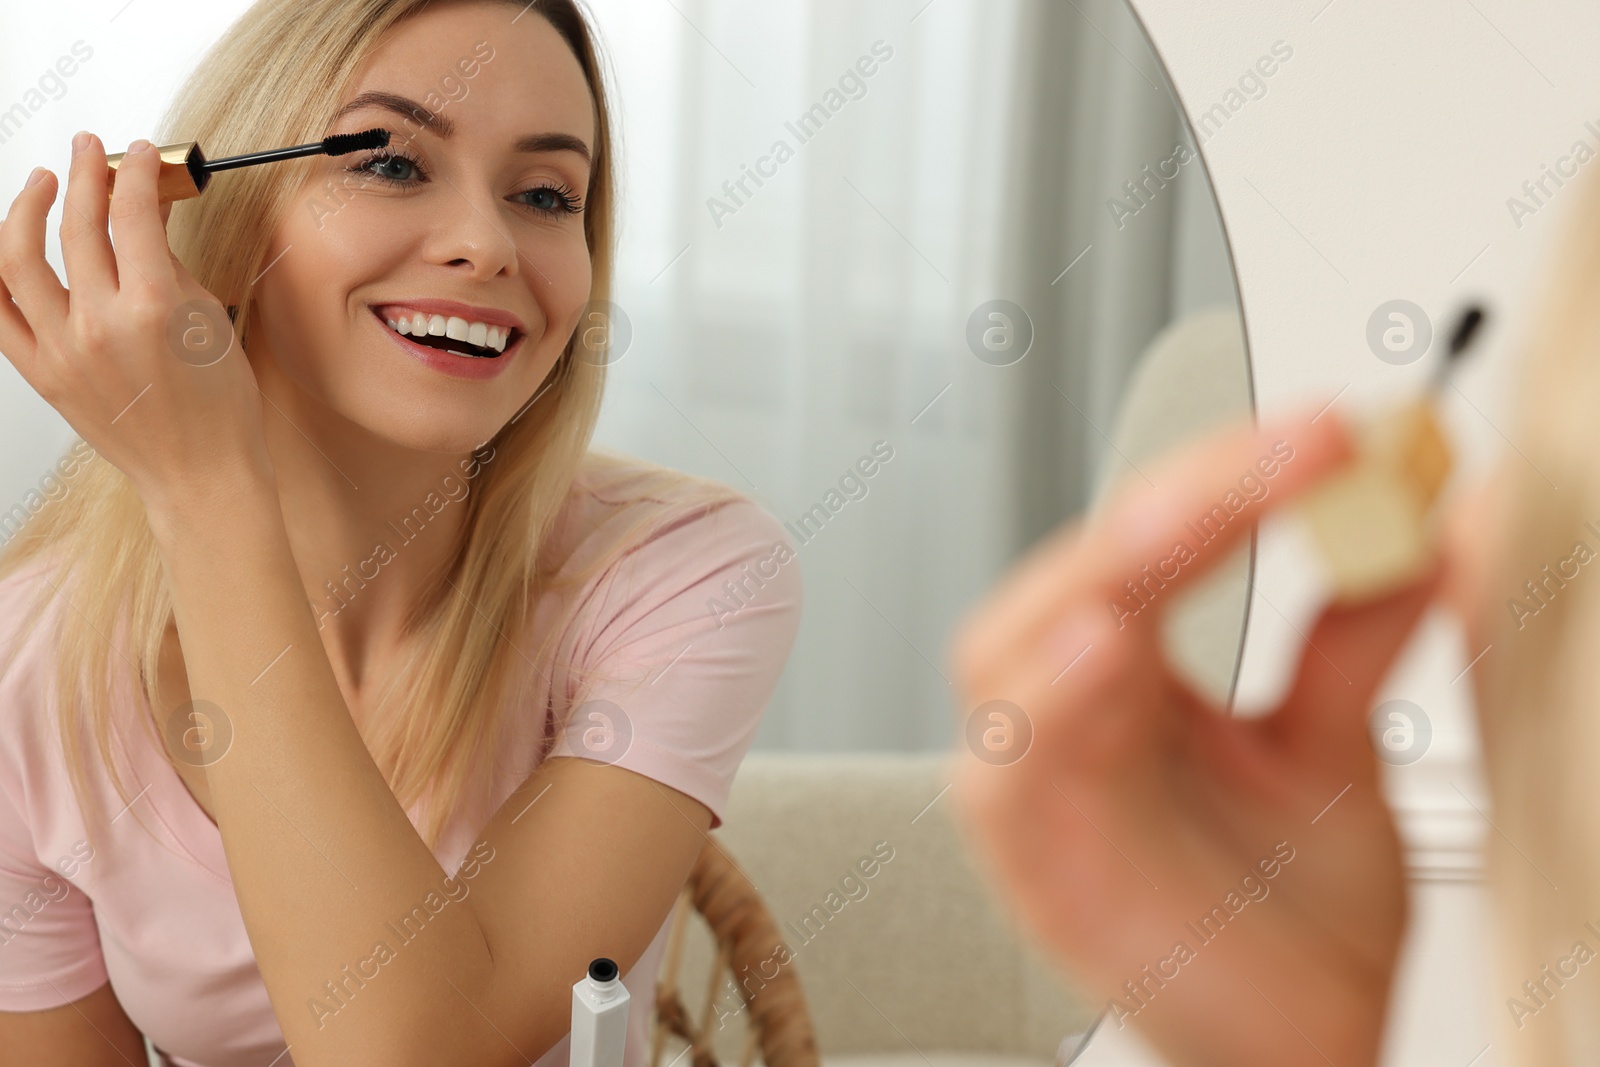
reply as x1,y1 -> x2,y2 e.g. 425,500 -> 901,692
577,2 -> 1254,1063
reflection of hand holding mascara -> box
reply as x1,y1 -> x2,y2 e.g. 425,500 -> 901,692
948,307 -> 1490,1067
947,404 -> 1441,1067
103,127 -> 391,206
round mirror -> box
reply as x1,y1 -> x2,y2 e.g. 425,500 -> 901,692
585,1 -> 1253,1063
0,2 -> 1255,1064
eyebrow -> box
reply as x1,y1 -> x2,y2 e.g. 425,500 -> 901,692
331,90 -> 591,162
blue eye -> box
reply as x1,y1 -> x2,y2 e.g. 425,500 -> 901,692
356,150 -> 419,184
346,149 -> 428,188
523,185 -> 584,215
346,149 -> 584,218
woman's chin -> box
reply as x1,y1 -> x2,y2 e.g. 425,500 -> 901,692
351,415 -> 506,457
402,430 -> 504,456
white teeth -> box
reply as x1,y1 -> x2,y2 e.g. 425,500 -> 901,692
378,309 -> 515,354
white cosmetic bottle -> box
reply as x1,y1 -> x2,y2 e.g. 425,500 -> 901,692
571,957 -> 631,1067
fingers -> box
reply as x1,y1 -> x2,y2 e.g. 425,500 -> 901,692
0,207 -> 38,361
107,140 -> 175,292
0,168 -> 68,376
954,580 -> 1171,814
1024,602 -> 1163,776
951,407 -> 1354,682
954,651 -> 1133,874
1081,406 -> 1354,605
61,132 -> 119,303
1270,559 -> 1446,769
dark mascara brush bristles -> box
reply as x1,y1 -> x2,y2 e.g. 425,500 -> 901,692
321,128 -> 392,156
1449,305 -> 1486,356
1429,303 -> 1489,391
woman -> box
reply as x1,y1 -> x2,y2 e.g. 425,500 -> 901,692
0,2 -> 803,1065
947,156 -> 1600,1066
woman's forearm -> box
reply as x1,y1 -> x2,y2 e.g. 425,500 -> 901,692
144,465 -> 496,1067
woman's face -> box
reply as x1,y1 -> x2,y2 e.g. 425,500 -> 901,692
249,2 -> 596,455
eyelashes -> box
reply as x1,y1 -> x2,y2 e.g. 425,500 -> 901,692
346,147 -> 585,218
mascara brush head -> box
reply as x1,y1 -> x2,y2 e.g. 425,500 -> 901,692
1428,303 -> 1489,392
1447,304 -> 1486,359
319,129 -> 391,157
104,127 -> 392,205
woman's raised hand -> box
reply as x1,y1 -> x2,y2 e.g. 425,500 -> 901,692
0,133 -> 270,514
947,410 -> 1444,1067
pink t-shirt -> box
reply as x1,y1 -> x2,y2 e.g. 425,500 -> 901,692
0,457 -> 803,1067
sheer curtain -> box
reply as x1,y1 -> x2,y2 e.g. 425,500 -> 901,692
585,0 -> 1240,750
0,0 -> 1238,752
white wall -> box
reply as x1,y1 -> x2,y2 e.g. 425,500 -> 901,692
1123,1 -> 1600,1064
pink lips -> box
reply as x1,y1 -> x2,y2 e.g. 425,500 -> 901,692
372,307 -> 521,381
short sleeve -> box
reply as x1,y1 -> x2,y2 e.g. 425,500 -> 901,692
548,498 -> 803,829
0,778 -> 108,1011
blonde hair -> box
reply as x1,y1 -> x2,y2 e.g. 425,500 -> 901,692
0,0 -> 748,854
1476,163 -> 1600,1062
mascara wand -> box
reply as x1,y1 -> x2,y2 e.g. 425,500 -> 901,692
1429,303 -> 1488,393
104,128 -> 391,206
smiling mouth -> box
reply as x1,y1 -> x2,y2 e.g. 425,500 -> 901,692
373,309 -> 522,359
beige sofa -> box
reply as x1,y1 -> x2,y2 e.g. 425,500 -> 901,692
671,752 -> 1099,1067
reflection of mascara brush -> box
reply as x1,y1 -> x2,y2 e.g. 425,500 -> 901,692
1428,304 -> 1488,393
1296,302 -> 1491,604
103,128 -> 391,206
